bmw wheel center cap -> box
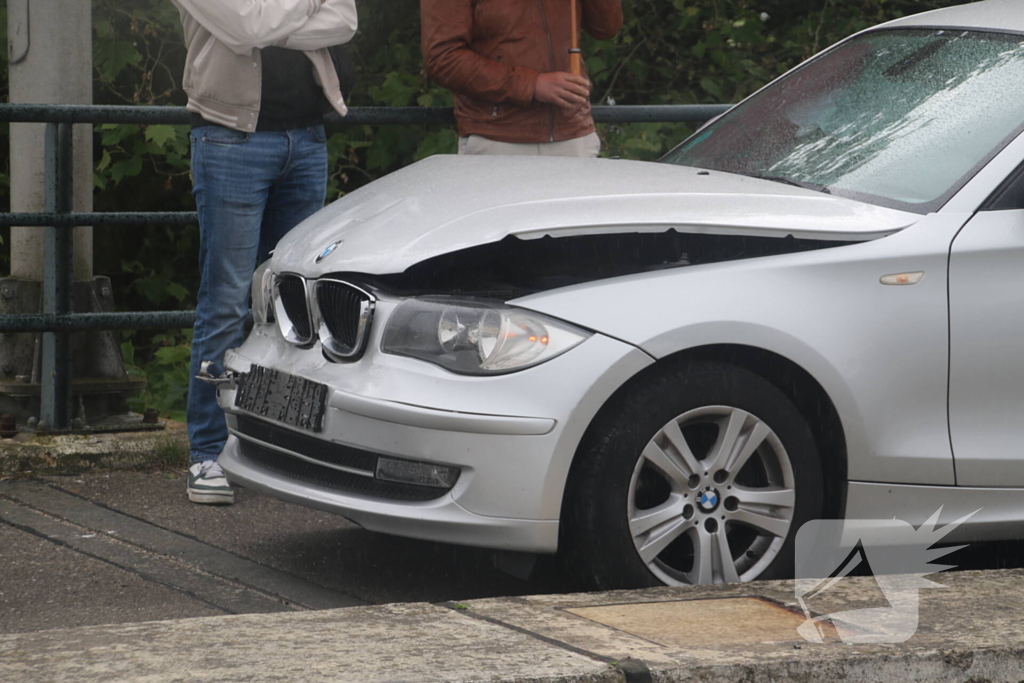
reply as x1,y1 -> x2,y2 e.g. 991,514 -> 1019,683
315,240 -> 343,263
697,487 -> 721,513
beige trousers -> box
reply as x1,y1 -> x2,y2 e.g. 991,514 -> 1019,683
458,131 -> 601,157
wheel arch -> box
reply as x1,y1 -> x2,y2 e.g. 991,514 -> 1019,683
560,343 -> 848,527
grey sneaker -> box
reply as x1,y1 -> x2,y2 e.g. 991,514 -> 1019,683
187,459 -> 234,504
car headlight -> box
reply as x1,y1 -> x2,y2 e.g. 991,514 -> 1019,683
251,260 -> 275,325
382,298 -> 590,375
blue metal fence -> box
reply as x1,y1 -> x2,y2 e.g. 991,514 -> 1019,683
0,102 -> 729,428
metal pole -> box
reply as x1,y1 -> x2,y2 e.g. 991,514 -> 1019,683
0,103 -> 732,126
39,123 -> 74,431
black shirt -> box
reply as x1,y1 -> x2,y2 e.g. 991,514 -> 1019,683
191,46 -> 354,131
256,46 -> 328,130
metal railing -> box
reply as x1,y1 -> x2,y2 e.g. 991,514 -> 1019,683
0,102 -> 729,428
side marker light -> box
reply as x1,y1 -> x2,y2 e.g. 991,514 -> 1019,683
880,272 -> 924,286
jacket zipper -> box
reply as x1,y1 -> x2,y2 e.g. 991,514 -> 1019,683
536,0 -> 557,141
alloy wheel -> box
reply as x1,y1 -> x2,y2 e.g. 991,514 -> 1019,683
627,405 -> 796,585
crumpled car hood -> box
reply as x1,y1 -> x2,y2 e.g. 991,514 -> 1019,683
272,154 -> 919,277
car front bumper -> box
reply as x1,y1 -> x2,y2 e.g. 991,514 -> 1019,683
216,316 -> 652,553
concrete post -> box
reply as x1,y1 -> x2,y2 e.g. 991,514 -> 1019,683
3,0 -> 144,430
8,0 -> 93,280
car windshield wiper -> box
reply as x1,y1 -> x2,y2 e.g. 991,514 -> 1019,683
733,171 -> 832,195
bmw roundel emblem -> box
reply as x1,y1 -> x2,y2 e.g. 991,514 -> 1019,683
698,489 -> 720,512
315,240 -> 343,264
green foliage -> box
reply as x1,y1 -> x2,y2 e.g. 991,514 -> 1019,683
121,333 -> 193,422
0,0 -> 970,417
72,2 -> 196,420
322,1 -> 458,196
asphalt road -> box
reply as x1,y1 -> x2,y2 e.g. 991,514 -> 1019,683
0,472 -> 578,634
1,471 -> 1022,635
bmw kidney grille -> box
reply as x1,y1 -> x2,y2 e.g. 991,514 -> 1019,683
274,275 -> 314,346
274,275 -> 375,361
315,280 -> 376,361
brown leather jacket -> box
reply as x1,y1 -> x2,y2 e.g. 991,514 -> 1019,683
421,0 -> 623,144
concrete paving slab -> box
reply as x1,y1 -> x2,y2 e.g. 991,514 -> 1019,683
0,603 -> 619,683
565,597 -> 810,649
0,473 -> 585,638
0,498 -> 299,616
0,480 -> 364,610
461,569 -> 1024,682
38,472 -> 580,603
4,569 -> 1024,682
0,524 -> 225,634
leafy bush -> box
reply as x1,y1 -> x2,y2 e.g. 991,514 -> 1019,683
121,333 -> 192,422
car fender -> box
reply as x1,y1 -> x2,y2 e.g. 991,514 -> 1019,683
514,214 -> 970,486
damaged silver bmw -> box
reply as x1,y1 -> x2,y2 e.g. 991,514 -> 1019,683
214,0 -> 1024,587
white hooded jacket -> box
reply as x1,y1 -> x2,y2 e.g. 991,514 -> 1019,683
171,0 -> 358,131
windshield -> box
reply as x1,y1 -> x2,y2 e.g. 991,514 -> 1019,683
663,29 -> 1024,213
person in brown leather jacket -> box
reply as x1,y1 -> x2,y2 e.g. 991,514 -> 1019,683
421,0 -> 623,157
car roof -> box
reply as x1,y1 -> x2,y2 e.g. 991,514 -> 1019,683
878,0 -> 1024,34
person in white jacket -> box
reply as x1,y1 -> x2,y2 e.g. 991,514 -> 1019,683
172,0 -> 358,505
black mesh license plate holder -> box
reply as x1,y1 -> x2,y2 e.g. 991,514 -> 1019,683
234,365 -> 327,433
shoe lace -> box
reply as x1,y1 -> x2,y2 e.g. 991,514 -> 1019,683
200,459 -> 225,478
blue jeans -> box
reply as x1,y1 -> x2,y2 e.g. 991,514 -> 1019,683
187,124 -> 328,464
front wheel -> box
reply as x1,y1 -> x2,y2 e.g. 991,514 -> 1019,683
563,360 -> 824,589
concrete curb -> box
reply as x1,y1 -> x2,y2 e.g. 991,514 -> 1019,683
648,648 -> 1024,683
0,419 -> 187,475
2,569 -> 1022,682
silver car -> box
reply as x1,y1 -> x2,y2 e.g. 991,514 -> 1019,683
217,0 -> 1024,588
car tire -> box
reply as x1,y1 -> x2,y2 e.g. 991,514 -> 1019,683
563,359 -> 824,589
